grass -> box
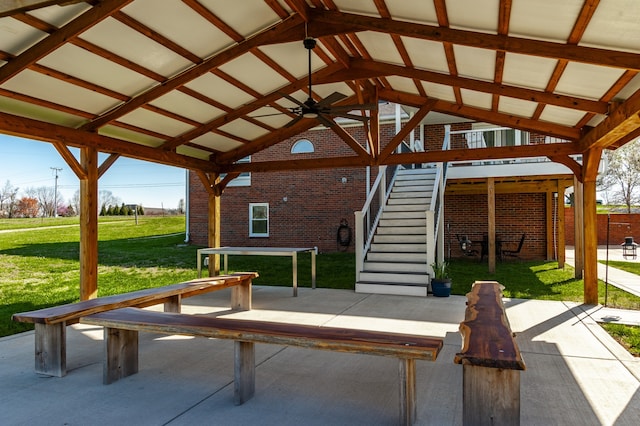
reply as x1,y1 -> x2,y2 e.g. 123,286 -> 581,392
1,217 -> 639,355
600,323 -> 640,356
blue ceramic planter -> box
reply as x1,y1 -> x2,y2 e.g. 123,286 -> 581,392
431,279 -> 452,297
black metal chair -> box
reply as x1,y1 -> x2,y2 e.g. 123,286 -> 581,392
457,234 -> 478,256
501,233 -> 526,259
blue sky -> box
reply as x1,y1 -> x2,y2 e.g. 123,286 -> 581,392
0,134 -> 187,209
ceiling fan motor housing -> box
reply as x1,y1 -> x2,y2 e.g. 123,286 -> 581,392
303,37 -> 316,50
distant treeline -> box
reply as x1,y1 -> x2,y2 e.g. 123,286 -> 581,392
100,203 -> 144,216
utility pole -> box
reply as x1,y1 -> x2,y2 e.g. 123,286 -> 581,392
51,167 -> 62,217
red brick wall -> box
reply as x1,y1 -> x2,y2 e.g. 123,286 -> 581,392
188,123 -> 396,252
564,208 -> 640,245
445,193 -> 548,259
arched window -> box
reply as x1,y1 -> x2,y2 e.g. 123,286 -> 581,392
291,139 -> 314,154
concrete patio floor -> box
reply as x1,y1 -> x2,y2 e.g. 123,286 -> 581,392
2,285 -> 640,425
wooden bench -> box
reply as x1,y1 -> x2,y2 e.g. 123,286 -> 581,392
12,272 -> 257,377
454,281 -> 526,426
80,307 -> 443,425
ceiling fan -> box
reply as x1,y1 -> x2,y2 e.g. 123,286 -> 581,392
256,36 -> 377,127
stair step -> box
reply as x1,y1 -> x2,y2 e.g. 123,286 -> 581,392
355,283 -> 429,297
396,168 -> 437,177
392,186 -> 434,193
394,179 -> 434,186
367,252 -> 426,263
373,234 -> 426,244
388,197 -> 430,205
370,243 -> 426,252
376,224 -> 425,234
363,261 -> 428,273
381,211 -> 426,219
358,271 -> 430,285
384,204 -> 427,212
390,191 -> 431,199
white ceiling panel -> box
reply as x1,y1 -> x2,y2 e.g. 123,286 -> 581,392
198,0 -> 281,38
99,124 -> 164,148
333,0 -> 380,15
387,0 -> 438,25
185,72 -> 254,109
501,53 -> 557,91
79,18 -> 192,78
0,17 -> 47,55
386,76 -> 421,96
175,144 -> 212,160
27,2 -> 91,27
357,32 -> 404,65
218,54 -> 290,95
446,0 -> 498,34
453,45 -> 495,81
581,0 -> 640,53
498,97 -> 538,118
118,109 -> 194,138
509,0 -> 583,42
403,37 -> 449,73
0,95 -> 84,127
258,42 -> 316,81
555,63 -> 625,100
191,133 -> 243,152
150,91 -> 225,124
421,82 -> 456,103
38,44 -> 155,97
460,89 -> 492,111
614,74 -> 640,102
539,105 -> 586,127
123,0 -> 234,59
219,119 -> 269,141
2,69 -> 119,115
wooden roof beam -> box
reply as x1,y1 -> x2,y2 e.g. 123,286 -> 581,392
0,111 -> 217,172
311,9 -> 640,71
379,89 -> 581,141
0,0 -> 132,85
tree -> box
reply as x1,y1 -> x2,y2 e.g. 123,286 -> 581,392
29,186 -> 58,217
99,190 -> 121,212
0,180 -> 19,218
599,139 -> 640,212
15,197 -> 39,218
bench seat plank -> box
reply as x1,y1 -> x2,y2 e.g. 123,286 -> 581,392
13,274 -> 256,325
454,281 -> 525,370
81,308 -> 443,360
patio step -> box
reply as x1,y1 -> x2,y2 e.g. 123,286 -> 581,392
390,191 -> 432,198
358,271 -> 430,286
363,261 -> 427,274
381,211 -> 426,220
355,282 -> 429,297
387,197 -> 431,205
369,243 -> 427,252
373,234 -> 426,244
367,252 -> 426,263
376,224 -> 425,234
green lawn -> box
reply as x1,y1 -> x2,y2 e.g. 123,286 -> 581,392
1,217 -> 639,356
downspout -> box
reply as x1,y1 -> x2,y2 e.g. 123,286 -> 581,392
184,168 -> 190,243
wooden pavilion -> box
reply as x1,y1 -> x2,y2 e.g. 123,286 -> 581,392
1,0 -> 639,304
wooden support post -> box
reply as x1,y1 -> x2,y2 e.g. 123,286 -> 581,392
34,323 -> 65,377
487,177 -> 496,273
546,191 -> 554,260
80,146 -> 98,301
583,179 -> 599,304
573,177 -> 584,279
208,176 -> 221,277
234,341 -> 255,405
399,358 -> 417,426
462,365 -> 521,426
104,327 -> 138,385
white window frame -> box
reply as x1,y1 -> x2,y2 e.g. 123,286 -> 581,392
249,203 -> 269,237
291,138 -> 315,154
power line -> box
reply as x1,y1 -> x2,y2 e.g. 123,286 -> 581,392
50,167 -> 62,217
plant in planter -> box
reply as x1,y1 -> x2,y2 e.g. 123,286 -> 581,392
430,261 -> 452,297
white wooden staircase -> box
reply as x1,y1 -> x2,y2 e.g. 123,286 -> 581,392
355,168 -> 437,296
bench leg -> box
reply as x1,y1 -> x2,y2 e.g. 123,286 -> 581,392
462,365 -> 520,426
231,279 -> 252,311
399,358 -> 417,426
35,323 -> 66,377
164,295 -> 181,313
234,341 -> 255,405
104,327 -> 138,385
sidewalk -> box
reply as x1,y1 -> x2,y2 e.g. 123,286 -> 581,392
566,245 -> 640,326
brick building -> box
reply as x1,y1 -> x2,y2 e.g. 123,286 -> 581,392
188,110 -> 573,261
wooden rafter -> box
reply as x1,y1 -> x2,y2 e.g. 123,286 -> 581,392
378,100 -> 436,162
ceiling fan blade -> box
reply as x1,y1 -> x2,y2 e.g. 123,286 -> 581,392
316,92 -> 347,107
331,112 -> 370,122
251,111 -> 289,118
328,102 -> 378,112
284,115 -> 304,128
316,114 -> 336,128
278,91 -> 306,108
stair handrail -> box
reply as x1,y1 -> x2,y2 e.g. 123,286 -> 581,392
355,165 -> 399,280
428,125 -> 451,269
